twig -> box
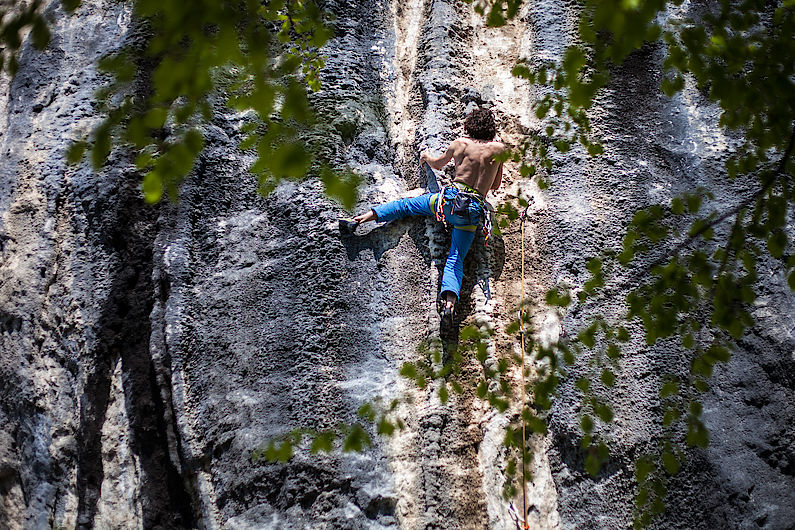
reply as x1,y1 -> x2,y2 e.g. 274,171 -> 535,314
584,122 -> 795,301
636,122 -> 795,278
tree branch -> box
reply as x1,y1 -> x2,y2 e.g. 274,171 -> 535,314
581,121 -> 795,303
637,121 -> 795,277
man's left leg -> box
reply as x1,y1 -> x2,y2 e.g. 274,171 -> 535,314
440,226 -> 477,315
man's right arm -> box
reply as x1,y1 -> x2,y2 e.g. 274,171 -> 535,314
491,162 -> 503,190
490,145 -> 506,190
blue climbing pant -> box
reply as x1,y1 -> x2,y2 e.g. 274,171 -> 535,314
372,187 -> 484,299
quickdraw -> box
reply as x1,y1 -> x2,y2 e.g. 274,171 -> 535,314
508,502 -> 531,530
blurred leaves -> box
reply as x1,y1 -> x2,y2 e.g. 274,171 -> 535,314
0,0 -> 72,77
39,0 -> 357,207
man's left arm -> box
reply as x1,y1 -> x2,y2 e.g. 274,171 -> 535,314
420,141 -> 457,170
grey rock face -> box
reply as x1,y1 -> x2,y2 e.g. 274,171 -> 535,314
1,0 -> 793,529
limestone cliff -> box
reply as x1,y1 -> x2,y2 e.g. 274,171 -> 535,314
1,0 -> 793,528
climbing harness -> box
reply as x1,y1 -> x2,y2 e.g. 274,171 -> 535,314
514,200 -> 534,530
433,181 -> 493,244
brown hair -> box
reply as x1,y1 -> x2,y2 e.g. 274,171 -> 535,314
464,108 -> 496,140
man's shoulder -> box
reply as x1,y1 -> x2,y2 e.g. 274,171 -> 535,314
454,137 -> 506,148
488,141 -> 506,153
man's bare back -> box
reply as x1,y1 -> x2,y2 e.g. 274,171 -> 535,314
421,137 -> 505,196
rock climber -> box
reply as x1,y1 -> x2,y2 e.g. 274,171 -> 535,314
343,108 -> 505,329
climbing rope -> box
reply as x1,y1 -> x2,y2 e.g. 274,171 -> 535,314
516,201 -> 533,530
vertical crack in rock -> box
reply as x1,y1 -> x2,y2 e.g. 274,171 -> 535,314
0,1 -> 200,527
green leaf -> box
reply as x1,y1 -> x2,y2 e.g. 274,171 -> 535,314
581,414 -> 594,433
663,408 -> 681,426
321,168 -> 361,210
92,124 -> 112,169
635,456 -> 655,483
511,64 -> 534,80
61,0 -> 81,13
399,362 -> 417,380
586,143 -> 604,156
276,440 -> 293,462
142,171 -> 164,203
660,380 -> 679,398
31,17 -> 51,50
377,419 -> 395,436
506,320 -> 520,335
282,82 -> 311,123
343,424 -> 371,452
438,384 -> 449,403
685,194 -> 702,214
662,452 -> 680,475
520,164 -> 536,177
767,231 -> 787,258
310,431 -> 334,452
357,402 -> 375,421
546,288 -> 572,307
661,75 -> 685,97
486,3 -> 506,26
686,420 -> 709,448
600,369 -> 615,387
528,415 -> 548,434
66,141 -> 88,165
586,257 -> 602,274
705,344 -> 730,363
585,454 -> 599,477
594,402 -> 614,423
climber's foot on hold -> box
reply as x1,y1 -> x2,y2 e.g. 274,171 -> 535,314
440,293 -> 456,332
338,218 -> 359,233
339,210 -> 377,234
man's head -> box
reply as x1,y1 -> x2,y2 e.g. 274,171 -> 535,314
464,108 -> 496,141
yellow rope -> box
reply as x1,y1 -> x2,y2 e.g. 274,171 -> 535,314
519,205 -> 530,529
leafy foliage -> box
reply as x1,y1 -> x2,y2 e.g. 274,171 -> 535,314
477,0 -> 795,526
251,395 -> 406,464
14,0 -> 779,525
0,0 -> 81,77
55,0 -> 359,207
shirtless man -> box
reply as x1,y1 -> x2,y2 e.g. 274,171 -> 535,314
349,108 -> 505,328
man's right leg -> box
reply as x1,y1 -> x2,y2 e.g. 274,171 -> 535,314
439,226 -> 476,313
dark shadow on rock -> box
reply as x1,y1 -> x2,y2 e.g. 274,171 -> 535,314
74,176 -> 198,529
338,220 -> 414,262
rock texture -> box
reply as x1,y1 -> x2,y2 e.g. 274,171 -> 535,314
1,0 -> 793,529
